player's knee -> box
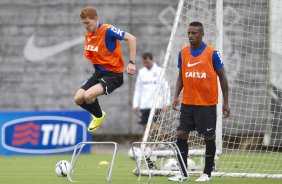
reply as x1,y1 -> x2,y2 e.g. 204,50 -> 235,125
204,134 -> 215,141
74,94 -> 84,105
177,131 -> 189,139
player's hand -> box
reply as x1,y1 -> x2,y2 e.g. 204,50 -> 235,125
222,103 -> 230,118
133,107 -> 139,115
172,98 -> 180,111
126,63 -> 136,75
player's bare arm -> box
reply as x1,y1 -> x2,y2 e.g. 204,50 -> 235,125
173,70 -> 183,111
216,67 -> 230,118
123,32 -> 136,75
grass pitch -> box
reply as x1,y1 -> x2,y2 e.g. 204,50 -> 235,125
0,151 -> 281,184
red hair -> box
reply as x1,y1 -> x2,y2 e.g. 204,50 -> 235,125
80,6 -> 98,19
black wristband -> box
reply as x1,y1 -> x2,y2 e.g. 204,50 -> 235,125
129,60 -> 135,64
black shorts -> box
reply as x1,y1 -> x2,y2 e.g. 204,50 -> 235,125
81,70 -> 123,95
138,109 -> 162,125
177,104 -> 217,135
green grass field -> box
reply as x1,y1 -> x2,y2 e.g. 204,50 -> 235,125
0,152 -> 281,184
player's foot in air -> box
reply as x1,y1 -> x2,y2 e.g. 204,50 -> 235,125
88,111 -> 106,132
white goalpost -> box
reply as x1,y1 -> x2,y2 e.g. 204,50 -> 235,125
138,0 -> 282,179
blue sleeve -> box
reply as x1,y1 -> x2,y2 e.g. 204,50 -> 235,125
212,50 -> 224,70
178,51 -> 182,69
105,25 -> 126,52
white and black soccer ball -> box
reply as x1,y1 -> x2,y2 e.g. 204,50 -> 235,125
162,158 -> 196,171
55,160 -> 71,177
162,158 -> 180,171
187,158 -> 196,171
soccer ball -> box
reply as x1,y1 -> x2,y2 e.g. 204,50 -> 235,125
55,160 -> 71,177
187,158 -> 196,171
162,158 -> 196,171
162,158 -> 179,171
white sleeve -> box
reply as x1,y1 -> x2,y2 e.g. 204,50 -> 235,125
164,81 -> 171,106
159,79 -> 171,107
133,72 -> 142,108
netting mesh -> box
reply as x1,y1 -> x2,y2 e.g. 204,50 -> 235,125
142,0 -> 282,177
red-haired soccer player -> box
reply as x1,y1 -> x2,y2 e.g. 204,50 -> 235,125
74,6 -> 136,132
169,21 -> 230,182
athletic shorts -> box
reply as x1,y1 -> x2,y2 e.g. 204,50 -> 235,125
177,104 -> 217,135
138,108 -> 162,125
81,70 -> 123,95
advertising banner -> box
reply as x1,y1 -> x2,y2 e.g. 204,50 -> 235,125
0,111 -> 91,156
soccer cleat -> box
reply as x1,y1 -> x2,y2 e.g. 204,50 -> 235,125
88,111 -> 106,132
195,173 -> 211,182
168,174 -> 188,182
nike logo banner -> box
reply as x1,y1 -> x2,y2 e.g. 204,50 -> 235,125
23,34 -> 84,62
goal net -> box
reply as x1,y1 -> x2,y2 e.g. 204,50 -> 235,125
140,0 -> 282,178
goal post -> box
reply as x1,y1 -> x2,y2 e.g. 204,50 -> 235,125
215,0 -> 223,155
140,0 -> 282,179
142,0 -> 185,145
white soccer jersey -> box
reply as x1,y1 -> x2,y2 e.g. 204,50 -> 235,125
133,63 -> 170,109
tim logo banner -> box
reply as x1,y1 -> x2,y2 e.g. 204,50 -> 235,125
0,111 -> 91,156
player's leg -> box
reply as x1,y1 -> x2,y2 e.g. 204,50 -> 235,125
138,109 -> 156,169
74,87 -> 102,118
84,83 -> 104,118
84,83 -> 104,104
74,88 -> 86,106
84,83 -> 106,132
168,104 -> 195,181
73,74 -> 105,132
150,123 -> 160,138
194,134 -> 215,182
87,72 -> 124,132
146,122 -> 159,169
167,130 -> 189,182
149,109 -> 167,152
198,134 -> 216,181
139,109 -> 150,132
74,75 -> 102,117
151,109 -> 164,139
194,105 -> 217,181
91,71 -> 124,115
